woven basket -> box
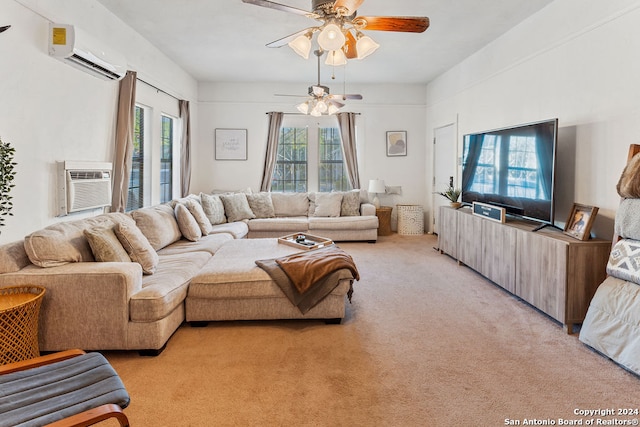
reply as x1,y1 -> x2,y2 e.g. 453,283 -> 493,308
0,285 -> 46,365
397,205 -> 424,235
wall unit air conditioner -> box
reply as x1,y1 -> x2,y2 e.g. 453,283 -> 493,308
57,161 -> 112,216
48,23 -> 126,81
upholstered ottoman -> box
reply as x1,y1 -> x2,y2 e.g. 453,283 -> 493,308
185,239 -> 354,324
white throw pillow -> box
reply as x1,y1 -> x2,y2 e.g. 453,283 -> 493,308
313,192 -> 343,217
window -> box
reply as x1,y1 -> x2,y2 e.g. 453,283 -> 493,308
271,127 -> 308,192
128,83 -> 181,209
271,117 -> 350,193
160,115 -> 174,203
127,105 -> 144,211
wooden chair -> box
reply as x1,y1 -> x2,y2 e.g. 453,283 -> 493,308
0,349 -> 130,427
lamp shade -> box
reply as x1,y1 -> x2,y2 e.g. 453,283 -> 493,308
325,49 -> 347,66
317,23 -> 345,51
288,34 -> 312,59
356,35 -> 380,59
368,179 -> 386,194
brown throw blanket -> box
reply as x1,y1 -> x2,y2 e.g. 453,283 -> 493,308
255,245 -> 359,314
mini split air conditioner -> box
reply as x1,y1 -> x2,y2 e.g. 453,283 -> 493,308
57,161 -> 113,216
48,23 -> 126,81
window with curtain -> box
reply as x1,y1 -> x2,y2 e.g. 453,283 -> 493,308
160,115 -> 174,203
271,117 -> 350,193
127,105 -> 144,211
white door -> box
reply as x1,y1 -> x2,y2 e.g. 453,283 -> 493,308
432,123 -> 456,234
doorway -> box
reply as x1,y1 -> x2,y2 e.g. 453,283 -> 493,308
432,123 -> 457,234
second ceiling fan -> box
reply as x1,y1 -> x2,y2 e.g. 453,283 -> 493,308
242,0 -> 430,63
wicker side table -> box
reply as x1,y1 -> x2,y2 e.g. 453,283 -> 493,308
0,285 -> 46,365
397,204 -> 424,235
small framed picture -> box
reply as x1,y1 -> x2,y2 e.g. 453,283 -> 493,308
215,129 -> 247,160
386,131 -> 407,157
563,203 -> 598,240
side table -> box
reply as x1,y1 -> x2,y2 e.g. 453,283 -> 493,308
0,285 -> 46,365
376,206 -> 393,236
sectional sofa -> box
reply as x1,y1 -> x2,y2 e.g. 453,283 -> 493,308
0,190 -> 377,354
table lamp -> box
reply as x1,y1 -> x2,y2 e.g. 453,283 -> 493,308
368,179 -> 386,208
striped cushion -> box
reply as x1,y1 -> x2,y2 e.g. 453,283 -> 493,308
0,352 -> 129,427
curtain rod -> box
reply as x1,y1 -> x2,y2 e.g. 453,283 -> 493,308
137,78 -> 180,101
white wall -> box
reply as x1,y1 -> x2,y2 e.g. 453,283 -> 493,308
195,82 -> 427,227
425,0 -> 640,239
0,0 -> 197,244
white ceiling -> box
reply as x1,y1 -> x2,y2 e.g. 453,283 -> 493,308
95,0 -> 554,85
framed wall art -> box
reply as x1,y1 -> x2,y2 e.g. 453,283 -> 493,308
563,203 -> 598,241
215,128 -> 247,160
386,131 -> 407,157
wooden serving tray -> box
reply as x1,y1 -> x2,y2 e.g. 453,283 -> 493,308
277,233 -> 333,251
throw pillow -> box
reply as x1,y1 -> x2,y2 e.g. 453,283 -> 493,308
246,192 -> 275,218
83,226 -> 131,263
175,203 -> 202,241
340,190 -> 361,216
130,204 -> 182,251
200,193 -> 227,225
219,193 -> 256,222
313,192 -> 343,217
271,192 -> 310,217
607,238 -> 640,284
185,199 -> 212,235
617,152 -> 640,198
114,222 -> 159,275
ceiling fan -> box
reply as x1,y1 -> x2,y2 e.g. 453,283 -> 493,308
242,0 -> 429,62
276,50 -> 363,116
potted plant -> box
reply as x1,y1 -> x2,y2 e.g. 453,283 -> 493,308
0,137 -> 16,233
436,182 -> 462,208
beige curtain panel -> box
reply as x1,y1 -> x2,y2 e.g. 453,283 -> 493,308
260,112 -> 284,192
179,100 -> 191,197
336,112 -> 361,190
111,70 -> 137,213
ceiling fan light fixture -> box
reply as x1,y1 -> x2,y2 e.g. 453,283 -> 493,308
296,102 -> 310,114
327,103 -> 341,115
356,34 -> 380,59
317,23 -> 345,51
325,49 -> 347,66
288,33 -> 312,59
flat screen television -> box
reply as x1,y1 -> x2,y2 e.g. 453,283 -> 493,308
461,118 -> 558,225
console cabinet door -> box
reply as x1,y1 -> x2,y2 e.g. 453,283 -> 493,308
438,206 -> 458,258
457,212 -> 483,271
482,220 -> 517,293
516,231 -> 567,323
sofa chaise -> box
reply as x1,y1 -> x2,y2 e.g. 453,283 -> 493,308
0,190 -> 376,354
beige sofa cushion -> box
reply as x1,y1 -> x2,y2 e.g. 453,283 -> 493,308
200,193 -> 227,225
23,213 -> 134,268
115,221 -> 159,275
175,203 -> 202,242
0,240 -> 30,273
220,193 -> 256,222
271,192 -> 309,217
131,204 -> 181,251
84,225 -> 131,263
340,190 -> 361,216
311,192 -> 343,217
246,192 -> 275,218
185,199 -> 212,235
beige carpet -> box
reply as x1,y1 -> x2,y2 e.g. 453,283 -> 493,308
104,234 -> 640,426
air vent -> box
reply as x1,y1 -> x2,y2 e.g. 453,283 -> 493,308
57,161 -> 113,216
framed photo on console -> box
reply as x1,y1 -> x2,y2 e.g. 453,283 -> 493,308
563,203 -> 598,240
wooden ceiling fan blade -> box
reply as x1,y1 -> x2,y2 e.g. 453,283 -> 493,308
355,16 -> 430,33
241,0 -> 319,18
344,30 -> 358,59
266,28 -> 315,48
333,0 -> 365,16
